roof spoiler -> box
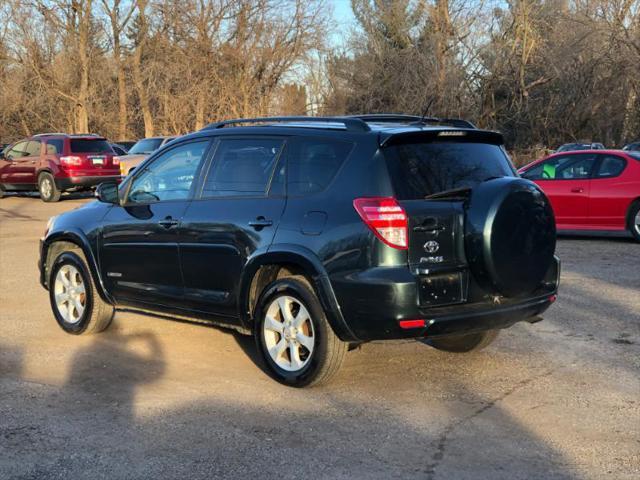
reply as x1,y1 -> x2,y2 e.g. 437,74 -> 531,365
381,129 -> 504,147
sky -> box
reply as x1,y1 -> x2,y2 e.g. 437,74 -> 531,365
328,0 -> 358,48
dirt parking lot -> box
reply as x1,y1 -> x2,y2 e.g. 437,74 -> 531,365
0,194 -> 638,479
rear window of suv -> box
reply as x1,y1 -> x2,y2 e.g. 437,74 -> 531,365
70,139 -> 112,153
384,141 -> 514,200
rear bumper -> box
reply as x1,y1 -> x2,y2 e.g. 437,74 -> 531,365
55,175 -> 121,190
331,256 -> 560,341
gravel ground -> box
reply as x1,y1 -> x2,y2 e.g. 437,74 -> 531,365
1,194 -> 638,480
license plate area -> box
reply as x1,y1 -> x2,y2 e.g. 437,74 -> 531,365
89,156 -> 105,165
418,272 -> 466,307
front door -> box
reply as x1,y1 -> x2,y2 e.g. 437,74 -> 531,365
1,141 -> 38,186
525,153 -> 596,227
179,136 -> 286,317
99,139 -> 212,307
588,154 -> 629,229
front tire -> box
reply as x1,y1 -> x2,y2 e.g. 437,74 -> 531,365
254,275 -> 347,387
428,329 -> 499,353
628,201 -> 640,243
39,172 -> 61,202
49,249 -> 114,335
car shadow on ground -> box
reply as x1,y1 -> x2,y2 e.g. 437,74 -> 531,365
0,331 -> 583,480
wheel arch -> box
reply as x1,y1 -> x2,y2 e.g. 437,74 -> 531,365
239,245 -> 359,342
42,230 -> 114,305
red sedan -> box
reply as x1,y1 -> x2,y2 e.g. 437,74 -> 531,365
518,149 -> 640,242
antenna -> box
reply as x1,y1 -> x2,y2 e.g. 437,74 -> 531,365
419,97 -> 435,123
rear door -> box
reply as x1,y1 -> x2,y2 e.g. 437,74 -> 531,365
179,136 -> 286,317
522,153 -> 596,227
384,140 -> 515,306
99,139 -> 211,307
68,137 -> 118,176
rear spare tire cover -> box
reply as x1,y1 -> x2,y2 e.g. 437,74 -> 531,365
464,177 -> 556,297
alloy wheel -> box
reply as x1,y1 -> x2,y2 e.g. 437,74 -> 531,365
635,210 -> 640,235
262,295 -> 315,372
40,178 -> 52,199
54,265 -> 86,324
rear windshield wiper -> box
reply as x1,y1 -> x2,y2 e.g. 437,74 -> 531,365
424,186 -> 472,200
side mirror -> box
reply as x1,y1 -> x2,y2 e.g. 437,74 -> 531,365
95,182 -> 120,204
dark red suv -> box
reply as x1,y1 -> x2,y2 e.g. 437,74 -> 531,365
0,133 -> 120,202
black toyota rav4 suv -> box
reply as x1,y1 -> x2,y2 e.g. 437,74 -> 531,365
39,115 -> 559,387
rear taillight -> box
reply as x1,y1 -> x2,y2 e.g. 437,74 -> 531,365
112,156 -> 120,166
60,156 -> 82,167
353,197 -> 408,249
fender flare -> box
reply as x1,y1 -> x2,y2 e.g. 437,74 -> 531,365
41,229 -> 114,305
238,244 -> 359,342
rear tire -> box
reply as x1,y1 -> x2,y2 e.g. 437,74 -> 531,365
254,275 -> 347,387
628,201 -> 640,243
428,329 -> 499,353
39,172 -> 61,202
49,248 -> 114,335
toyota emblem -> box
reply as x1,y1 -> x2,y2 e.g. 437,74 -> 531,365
423,240 -> 440,253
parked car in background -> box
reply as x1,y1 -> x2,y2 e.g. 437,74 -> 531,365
117,136 -> 176,176
0,133 -> 120,202
622,141 -> 640,152
556,142 -> 605,152
39,115 -> 559,386
114,140 -> 137,151
519,149 -> 640,241
110,143 -> 128,156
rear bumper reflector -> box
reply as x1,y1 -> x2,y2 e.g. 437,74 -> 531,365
399,319 -> 427,329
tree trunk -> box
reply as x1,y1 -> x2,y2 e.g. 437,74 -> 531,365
132,0 -> 154,137
75,0 -> 91,133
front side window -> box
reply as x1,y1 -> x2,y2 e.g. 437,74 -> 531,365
594,155 -> 626,178
127,140 -> 209,204
385,141 -> 513,199
524,154 -> 596,180
6,141 -> 29,159
202,138 -> 284,197
25,141 -> 42,157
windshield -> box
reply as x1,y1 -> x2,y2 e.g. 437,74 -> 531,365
384,141 -> 514,200
70,139 -> 111,153
129,138 -> 164,154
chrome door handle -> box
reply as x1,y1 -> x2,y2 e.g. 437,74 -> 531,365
158,217 -> 179,229
248,217 -> 273,229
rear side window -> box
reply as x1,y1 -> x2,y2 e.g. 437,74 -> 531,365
287,137 -> 353,195
595,155 -> 626,178
385,142 -> 514,200
70,139 -> 111,153
46,139 -> 64,155
202,138 -> 284,197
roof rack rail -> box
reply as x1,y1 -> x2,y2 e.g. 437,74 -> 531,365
202,116 -> 371,133
32,132 -> 68,137
347,114 -> 476,129
70,133 -> 101,137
